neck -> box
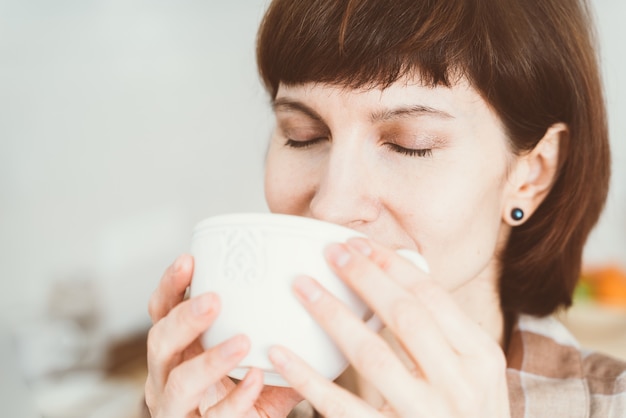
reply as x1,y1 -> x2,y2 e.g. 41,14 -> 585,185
451,261 -> 505,348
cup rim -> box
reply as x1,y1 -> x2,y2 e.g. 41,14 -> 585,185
193,212 -> 365,237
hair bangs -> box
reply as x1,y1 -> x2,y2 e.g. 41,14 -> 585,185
257,0 -> 477,98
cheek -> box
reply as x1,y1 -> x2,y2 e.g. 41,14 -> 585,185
405,162 -> 508,288
264,149 -> 315,215
264,161 -> 289,213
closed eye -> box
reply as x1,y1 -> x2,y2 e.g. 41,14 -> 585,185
285,138 -> 328,149
385,143 -> 433,158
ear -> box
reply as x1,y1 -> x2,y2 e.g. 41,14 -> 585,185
503,123 -> 567,225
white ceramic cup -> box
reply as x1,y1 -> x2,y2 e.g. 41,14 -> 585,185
189,213 -> 428,387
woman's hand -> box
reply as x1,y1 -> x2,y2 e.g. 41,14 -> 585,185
145,254 -> 302,417
268,238 -> 511,418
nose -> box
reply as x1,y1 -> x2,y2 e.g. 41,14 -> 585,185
309,142 -> 381,228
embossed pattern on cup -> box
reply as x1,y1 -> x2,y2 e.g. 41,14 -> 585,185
220,228 -> 266,285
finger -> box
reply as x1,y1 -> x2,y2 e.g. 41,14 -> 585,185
149,254 -> 194,323
269,345 -> 380,418
290,275 -> 431,416
158,335 -> 251,417
147,292 -> 220,391
346,238 -> 490,353
203,368 -> 264,418
322,245 -> 464,390
347,238 -> 429,289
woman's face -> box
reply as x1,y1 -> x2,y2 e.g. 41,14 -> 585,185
264,77 -> 516,293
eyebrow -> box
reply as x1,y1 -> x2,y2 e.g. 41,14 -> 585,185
272,98 -> 324,123
272,97 -> 454,123
370,105 -> 454,122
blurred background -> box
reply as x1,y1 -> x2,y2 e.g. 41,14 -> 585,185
0,0 -> 624,417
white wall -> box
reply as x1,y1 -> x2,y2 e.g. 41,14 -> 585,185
0,0 -> 624,341
0,0 -> 272,338
584,1 -> 626,266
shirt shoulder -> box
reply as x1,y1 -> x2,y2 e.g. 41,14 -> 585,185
506,314 -> 626,418
581,350 -> 626,416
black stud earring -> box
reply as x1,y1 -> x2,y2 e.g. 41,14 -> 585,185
511,208 -> 524,221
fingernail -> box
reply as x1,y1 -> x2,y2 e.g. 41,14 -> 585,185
347,238 -> 372,257
241,369 -> 259,389
293,276 -> 322,303
172,255 -> 184,273
191,293 -> 213,316
220,335 -> 248,358
269,346 -> 290,369
325,243 -> 351,267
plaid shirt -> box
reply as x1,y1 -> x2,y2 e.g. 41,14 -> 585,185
507,314 -> 626,417
289,314 -> 626,418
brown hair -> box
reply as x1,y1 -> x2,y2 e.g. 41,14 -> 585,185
256,0 -> 610,316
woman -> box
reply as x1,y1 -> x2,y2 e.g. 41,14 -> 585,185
144,0 -> 625,417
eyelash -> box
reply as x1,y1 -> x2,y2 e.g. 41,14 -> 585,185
385,143 -> 433,158
284,138 -> 433,158
284,138 -> 327,149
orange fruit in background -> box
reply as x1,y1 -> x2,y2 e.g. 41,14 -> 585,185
581,265 -> 626,307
